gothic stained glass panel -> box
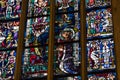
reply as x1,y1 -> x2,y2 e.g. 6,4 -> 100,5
54,43 -> 81,75
86,0 -> 111,9
0,0 -> 22,19
87,38 -> 116,72
88,72 -> 116,80
55,12 -> 80,43
0,21 -> 19,49
86,8 -> 113,39
56,0 -> 80,13
25,17 -> 50,46
22,46 -> 48,79
0,50 -> 16,80
27,0 -> 50,17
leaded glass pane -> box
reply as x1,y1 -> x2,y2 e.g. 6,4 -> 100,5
27,0 -> 50,17
0,21 -> 19,49
88,72 -> 116,80
0,50 -> 16,80
25,17 -> 50,46
55,76 -> 81,80
86,8 -> 113,39
56,0 -> 80,13
54,43 -> 81,75
0,0 -> 22,19
22,46 -> 48,79
55,12 -> 80,43
86,0 -> 111,9
87,38 -> 116,71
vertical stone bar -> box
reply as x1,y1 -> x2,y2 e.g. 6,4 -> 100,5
14,0 -> 28,80
47,0 -> 55,80
80,0 -> 87,80
112,0 -> 120,80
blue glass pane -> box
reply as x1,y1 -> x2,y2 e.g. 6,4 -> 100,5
54,43 -> 81,75
22,46 -> 48,79
0,50 -> 16,80
56,0 -> 80,13
87,38 -> 116,71
0,21 -> 19,49
55,12 -> 80,43
86,0 -> 111,9
27,0 -> 50,17
88,72 -> 116,80
25,17 -> 50,46
0,0 -> 22,19
86,8 -> 113,39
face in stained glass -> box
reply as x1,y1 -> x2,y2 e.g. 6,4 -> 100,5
87,38 -> 116,71
86,0 -> 111,9
56,0 -> 80,13
0,21 -> 19,49
25,17 -> 50,46
0,50 -> 16,80
0,0 -> 22,19
22,46 -> 48,79
88,72 -> 116,80
27,0 -> 50,17
86,8 -> 113,39
54,43 -> 81,75
55,12 -> 80,43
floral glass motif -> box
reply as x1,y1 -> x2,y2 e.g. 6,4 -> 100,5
55,12 -> 80,43
86,0 -> 111,9
25,17 -> 50,46
54,43 -> 81,75
27,0 -> 50,17
88,72 -> 116,80
56,0 -> 80,13
0,21 -> 19,49
86,8 -> 113,39
0,0 -> 22,19
22,46 -> 48,79
0,50 -> 16,80
55,76 -> 81,80
87,38 -> 116,71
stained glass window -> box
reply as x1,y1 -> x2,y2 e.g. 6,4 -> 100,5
22,0 -> 50,79
86,0 -> 117,79
54,0 -> 81,78
0,0 -> 22,79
